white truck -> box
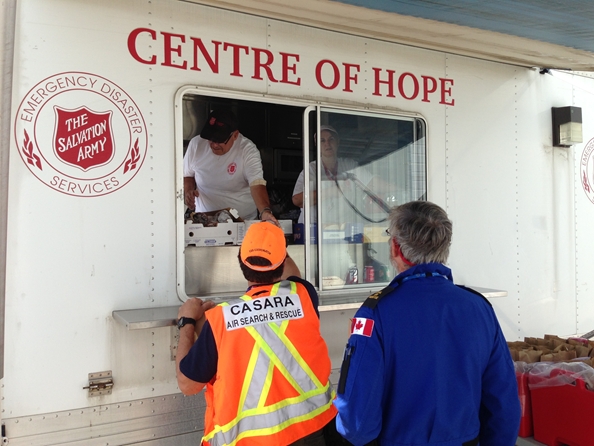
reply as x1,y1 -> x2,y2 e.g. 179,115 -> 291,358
1,1 -> 593,444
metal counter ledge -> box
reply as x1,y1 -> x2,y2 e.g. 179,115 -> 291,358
112,286 -> 507,330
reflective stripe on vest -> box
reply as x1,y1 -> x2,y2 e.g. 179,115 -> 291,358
203,281 -> 335,446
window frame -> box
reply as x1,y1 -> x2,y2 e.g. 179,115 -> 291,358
175,85 -> 427,306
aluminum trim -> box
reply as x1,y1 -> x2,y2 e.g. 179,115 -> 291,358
2,393 -> 206,444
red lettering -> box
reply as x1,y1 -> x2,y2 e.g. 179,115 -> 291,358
190,38 -> 221,73
48,176 -> 121,195
440,78 -> 455,105
398,72 -> 419,100
372,68 -> 395,97
127,30 -> 308,87
223,42 -> 249,77
252,48 -> 278,82
280,52 -> 301,85
161,32 -> 187,69
128,28 -> 156,65
316,60 -> 340,90
36,88 -> 48,99
343,63 -> 360,92
422,76 -> 437,102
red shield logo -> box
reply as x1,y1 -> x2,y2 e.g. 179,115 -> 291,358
53,106 -> 115,171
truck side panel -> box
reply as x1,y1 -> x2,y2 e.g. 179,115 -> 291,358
2,0 -> 594,444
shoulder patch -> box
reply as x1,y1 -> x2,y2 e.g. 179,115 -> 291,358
362,286 -> 395,309
457,285 -> 492,307
350,317 -> 374,336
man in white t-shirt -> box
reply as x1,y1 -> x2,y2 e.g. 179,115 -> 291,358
292,125 -> 372,225
184,109 -> 277,223
292,125 -> 374,281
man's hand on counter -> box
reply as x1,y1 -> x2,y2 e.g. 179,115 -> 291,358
178,298 -> 217,336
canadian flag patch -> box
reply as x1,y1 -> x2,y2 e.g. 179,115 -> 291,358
350,317 -> 374,337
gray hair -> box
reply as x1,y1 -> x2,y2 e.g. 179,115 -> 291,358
388,201 -> 452,265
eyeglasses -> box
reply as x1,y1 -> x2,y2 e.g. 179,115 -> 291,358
211,132 -> 233,145
385,229 -> 391,236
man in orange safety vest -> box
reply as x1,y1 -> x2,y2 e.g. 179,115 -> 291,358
176,221 -> 338,446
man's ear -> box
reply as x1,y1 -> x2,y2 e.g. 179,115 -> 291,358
390,239 -> 406,273
389,238 -> 398,259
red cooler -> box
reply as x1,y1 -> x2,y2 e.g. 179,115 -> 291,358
530,377 -> 594,446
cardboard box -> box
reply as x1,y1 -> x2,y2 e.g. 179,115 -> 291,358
185,222 -> 242,247
186,218 -> 293,247
278,219 -> 293,235
322,229 -> 346,243
244,219 -> 293,235
364,226 -> 390,243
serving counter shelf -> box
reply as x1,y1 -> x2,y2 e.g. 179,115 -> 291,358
112,286 -> 506,330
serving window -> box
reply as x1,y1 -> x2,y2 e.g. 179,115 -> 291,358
176,90 -> 426,306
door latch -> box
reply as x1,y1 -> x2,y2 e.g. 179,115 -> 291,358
83,371 -> 114,396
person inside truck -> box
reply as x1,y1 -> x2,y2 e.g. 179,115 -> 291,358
334,200 -> 521,446
176,222 -> 338,446
184,109 -> 278,224
292,125 -> 373,225
292,125 -> 391,284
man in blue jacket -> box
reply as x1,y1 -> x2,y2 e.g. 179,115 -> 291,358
334,201 -> 520,446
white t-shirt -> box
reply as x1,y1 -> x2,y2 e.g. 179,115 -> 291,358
183,134 -> 265,220
292,158 -> 372,224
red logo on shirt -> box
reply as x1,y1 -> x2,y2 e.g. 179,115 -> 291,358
228,162 -> 237,175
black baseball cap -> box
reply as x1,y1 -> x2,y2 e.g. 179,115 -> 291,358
200,109 -> 238,143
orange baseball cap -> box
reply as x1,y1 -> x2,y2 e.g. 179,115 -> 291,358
240,222 -> 287,271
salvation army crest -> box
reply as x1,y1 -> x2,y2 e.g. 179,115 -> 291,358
14,71 -> 148,197
53,106 -> 115,171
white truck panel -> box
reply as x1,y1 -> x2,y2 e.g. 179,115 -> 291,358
2,0 -> 594,444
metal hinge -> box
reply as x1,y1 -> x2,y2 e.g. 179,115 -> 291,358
83,371 -> 114,397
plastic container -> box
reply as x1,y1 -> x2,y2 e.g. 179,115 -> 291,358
530,372 -> 594,446
516,372 -> 533,438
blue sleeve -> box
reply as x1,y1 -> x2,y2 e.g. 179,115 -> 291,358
287,276 -> 320,317
179,320 -> 218,383
479,321 -> 521,446
333,306 -> 384,446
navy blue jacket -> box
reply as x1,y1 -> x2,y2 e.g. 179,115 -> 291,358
334,263 -> 520,446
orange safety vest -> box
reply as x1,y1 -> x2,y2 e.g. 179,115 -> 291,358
201,280 -> 337,446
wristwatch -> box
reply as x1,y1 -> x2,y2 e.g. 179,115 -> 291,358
177,316 -> 197,329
